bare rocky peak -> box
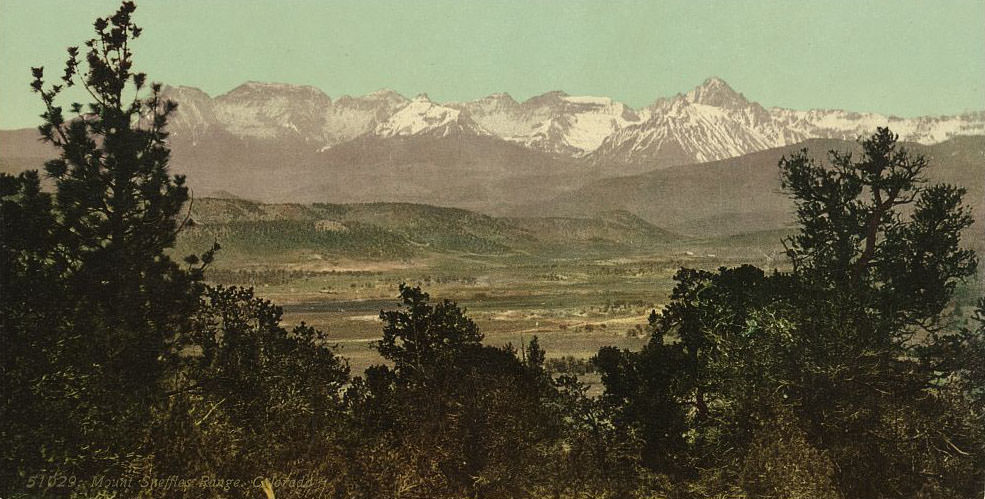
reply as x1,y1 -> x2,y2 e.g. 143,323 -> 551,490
207,82 -> 333,141
684,77 -> 750,108
218,81 -> 331,103
359,88 -> 409,108
364,88 -> 407,100
160,85 -> 219,139
162,84 -> 214,103
522,90 -> 570,109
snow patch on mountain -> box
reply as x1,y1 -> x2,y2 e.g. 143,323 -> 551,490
375,94 -> 490,138
454,91 -> 641,156
322,89 -> 409,146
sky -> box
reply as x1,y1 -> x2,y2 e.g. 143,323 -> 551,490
1,0 -> 983,129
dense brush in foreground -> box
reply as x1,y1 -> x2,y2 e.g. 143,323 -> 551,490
2,2 -> 983,497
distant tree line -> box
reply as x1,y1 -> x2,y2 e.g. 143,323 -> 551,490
2,3 -> 983,498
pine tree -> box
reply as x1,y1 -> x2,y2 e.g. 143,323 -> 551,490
778,127 -> 980,496
3,1 -> 201,485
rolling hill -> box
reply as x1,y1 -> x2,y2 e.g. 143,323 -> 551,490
175,198 -> 680,264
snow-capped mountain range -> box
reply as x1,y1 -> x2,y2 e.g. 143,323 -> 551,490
162,77 -> 984,168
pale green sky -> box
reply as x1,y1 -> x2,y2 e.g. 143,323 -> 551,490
1,0 -> 983,129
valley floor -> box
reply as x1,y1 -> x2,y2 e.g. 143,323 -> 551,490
198,239 -> 791,384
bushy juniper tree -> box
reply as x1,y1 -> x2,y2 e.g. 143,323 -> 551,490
778,127 -> 980,496
342,285 -> 575,497
595,128 -> 982,497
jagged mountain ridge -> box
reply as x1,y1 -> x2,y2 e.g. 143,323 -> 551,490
162,83 -> 644,156
375,94 -> 490,138
160,77 -> 984,167
164,82 -> 410,147
447,91 -> 643,156
588,78 -> 985,172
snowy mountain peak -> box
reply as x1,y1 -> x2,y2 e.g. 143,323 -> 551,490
685,77 -> 748,108
375,98 -> 489,138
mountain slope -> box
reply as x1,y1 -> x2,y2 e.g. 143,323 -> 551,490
523,136 -> 985,237
176,198 -> 680,262
0,128 -> 57,176
281,133 -> 596,212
